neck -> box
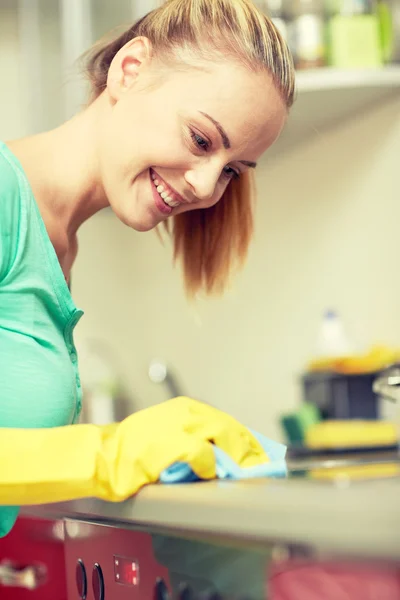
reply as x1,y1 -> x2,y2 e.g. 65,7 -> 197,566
7,94 -> 110,264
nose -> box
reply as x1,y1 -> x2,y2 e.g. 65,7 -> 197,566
184,162 -> 221,203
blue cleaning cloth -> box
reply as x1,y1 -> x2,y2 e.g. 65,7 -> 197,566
159,429 -> 288,484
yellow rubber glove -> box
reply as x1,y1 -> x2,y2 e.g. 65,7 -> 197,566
0,397 -> 268,505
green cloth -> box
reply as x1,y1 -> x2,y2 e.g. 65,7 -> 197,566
0,142 -> 84,536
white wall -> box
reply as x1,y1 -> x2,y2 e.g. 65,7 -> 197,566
0,0 -> 63,138
0,1 -> 26,139
72,96 -> 399,441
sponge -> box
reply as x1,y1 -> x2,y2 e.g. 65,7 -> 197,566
280,403 -> 321,445
306,420 -> 398,450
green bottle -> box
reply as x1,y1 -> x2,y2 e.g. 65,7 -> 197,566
327,0 -> 384,68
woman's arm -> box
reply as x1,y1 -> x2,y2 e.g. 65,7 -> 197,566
0,397 -> 267,505
0,423 -> 103,504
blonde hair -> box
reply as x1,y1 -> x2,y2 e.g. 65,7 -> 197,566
85,0 -> 295,297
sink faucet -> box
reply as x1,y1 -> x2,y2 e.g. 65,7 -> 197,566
373,364 -> 400,404
373,364 -> 400,448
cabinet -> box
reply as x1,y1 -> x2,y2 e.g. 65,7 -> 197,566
0,516 -> 67,600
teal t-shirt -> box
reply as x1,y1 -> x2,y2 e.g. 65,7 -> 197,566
0,142 -> 84,537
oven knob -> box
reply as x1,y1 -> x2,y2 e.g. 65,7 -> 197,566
154,577 -> 170,600
92,563 -> 105,600
75,559 -> 87,599
178,582 -> 194,600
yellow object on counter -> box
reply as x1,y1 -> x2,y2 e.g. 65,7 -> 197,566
0,397 -> 268,506
307,345 -> 400,375
310,463 -> 400,481
305,420 -> 398,450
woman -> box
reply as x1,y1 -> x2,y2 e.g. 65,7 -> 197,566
0,0 -> 295,537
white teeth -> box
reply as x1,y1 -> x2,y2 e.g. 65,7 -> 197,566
161,194 -> 180,208
152,171 -> 181,208
150,171 -> 160,185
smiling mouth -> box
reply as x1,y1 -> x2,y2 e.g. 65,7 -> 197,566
150,169 -> 182,208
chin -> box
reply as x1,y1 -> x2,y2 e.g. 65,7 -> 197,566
130,221 -> 157,233
110,203 -> 160,233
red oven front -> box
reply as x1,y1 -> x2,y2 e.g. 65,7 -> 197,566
2,515 -> 400,599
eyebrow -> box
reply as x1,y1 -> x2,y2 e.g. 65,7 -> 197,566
239,160 -> 257,169
199,111 -> 257,169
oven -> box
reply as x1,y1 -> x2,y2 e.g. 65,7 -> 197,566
63,517 -> 274,599
63,518 -> 400,600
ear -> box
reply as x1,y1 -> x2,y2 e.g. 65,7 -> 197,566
107,37 -> 153,101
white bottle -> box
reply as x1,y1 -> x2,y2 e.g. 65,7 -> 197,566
315,310 -> 354,358
288,0 -> 327,69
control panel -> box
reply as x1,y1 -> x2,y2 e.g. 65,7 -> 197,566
73,558 -> 251,600
64,519 -> 172,599
64,520 -> 260,599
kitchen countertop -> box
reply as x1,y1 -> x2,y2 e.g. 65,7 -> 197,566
23,474 -> 400,560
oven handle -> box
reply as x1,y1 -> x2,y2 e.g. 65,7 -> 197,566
0,560 -> 47,590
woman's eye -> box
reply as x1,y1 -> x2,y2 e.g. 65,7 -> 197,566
190,130 -> 210,151
222,165 -> 240,180
188,128 -> 240,180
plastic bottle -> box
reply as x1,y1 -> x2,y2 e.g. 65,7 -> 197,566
287,0 -> 327,69
377,0 -> 399,64
315,310 -> 354,358
327,0 -> 383,67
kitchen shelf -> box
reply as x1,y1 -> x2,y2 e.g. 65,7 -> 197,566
296,65 -> 400,91
267,65 -> 400,159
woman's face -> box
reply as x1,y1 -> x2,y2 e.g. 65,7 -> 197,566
98,42 -> 287,231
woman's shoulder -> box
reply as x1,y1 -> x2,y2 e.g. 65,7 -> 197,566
0,142 -> 23,282
0,142 -> 21,190
0,143 -> 23,220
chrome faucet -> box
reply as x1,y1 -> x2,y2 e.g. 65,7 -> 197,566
373,364 -> 400,448
373,363 -> 400,404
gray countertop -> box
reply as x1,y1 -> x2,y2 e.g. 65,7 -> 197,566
23,474 -> 400,560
